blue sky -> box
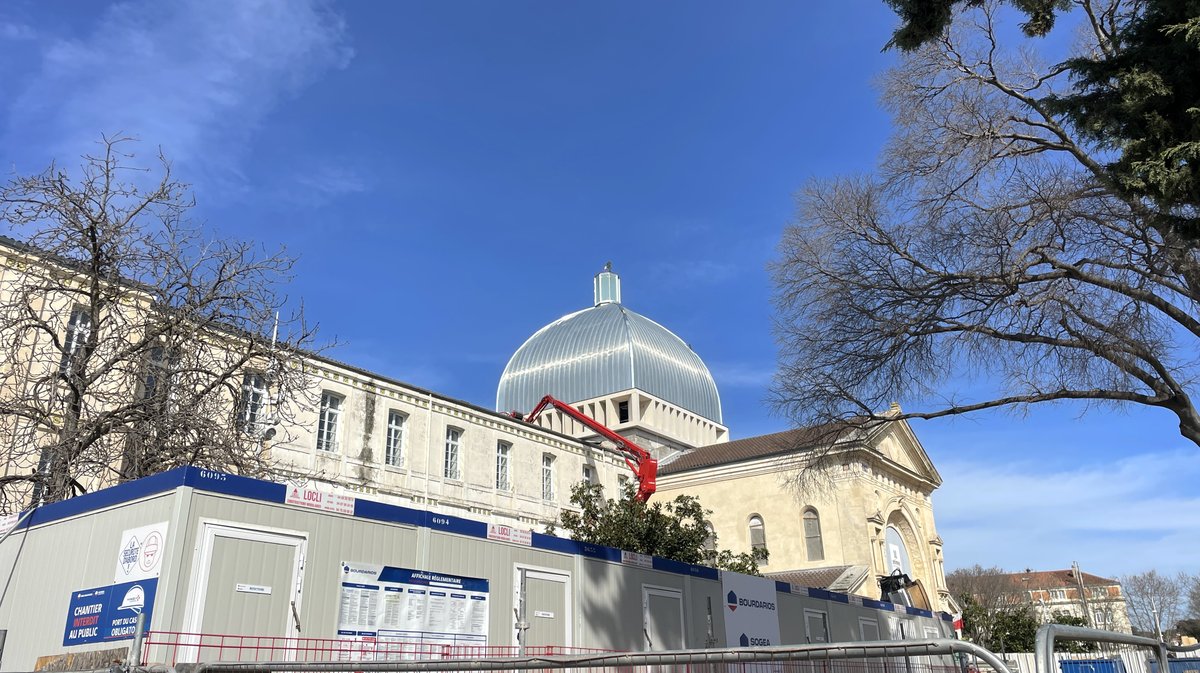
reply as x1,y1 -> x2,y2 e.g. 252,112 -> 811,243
1,0 -> 1195,581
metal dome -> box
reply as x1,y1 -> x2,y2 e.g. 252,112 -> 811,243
497,267 -> 722,423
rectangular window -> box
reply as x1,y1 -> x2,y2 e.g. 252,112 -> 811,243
542,454 -> 555,500
495,441 -> 511,491
617,400 -> 630,423
316,392 -> 342,453
1051,589 -> 1066,600
444,427 -> 462,480
618,474 -> 630,492
60,305 -> 92,375
385,410 -> 406,467
582,464 -> 597,485
142,345 -> 172,397
239,372 -> 267,431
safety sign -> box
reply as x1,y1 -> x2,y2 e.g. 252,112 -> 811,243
63,578 -> 158,646
114,521 -> 168,582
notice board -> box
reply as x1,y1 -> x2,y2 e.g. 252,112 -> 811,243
337,562 -> 488,656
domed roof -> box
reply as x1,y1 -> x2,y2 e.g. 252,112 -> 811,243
497,265 -> 722,423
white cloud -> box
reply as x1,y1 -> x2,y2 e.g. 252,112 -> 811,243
650,259 -> 742,288
935,450 -> 1200,578
0,21 -> 36,41
4,0 -> 352,189
281,161 -> 371,206
709,361 -> 775,388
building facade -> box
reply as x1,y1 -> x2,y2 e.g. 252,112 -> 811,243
998,568 -> 1132,633
266,355 -> 633,530
653,411 -> 954,614
490,265 -> 955,614
0,237 -> 957,610
0,236 -> 627,528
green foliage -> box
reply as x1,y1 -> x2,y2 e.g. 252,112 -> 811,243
1047,0 -> 1200,239
955,595 -> 1037,651
885,0 -> 1200,239
550,481 -> 768,576
1177,618 -> 1200,638
882,0 -> 1069,50
957,597 -> 1094,652
1049,612 -> 1099,653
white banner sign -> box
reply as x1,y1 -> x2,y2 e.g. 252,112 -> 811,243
620,551 -> 653,568
486,523 -> 531,546
721,571 -> 782,648
285,486 -> 355,515
114,521 -> 169,583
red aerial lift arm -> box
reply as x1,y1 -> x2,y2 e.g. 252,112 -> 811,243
510,394 -> 658,502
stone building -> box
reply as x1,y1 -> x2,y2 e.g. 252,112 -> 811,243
493,265 -> 955,614
997,568 -> 1132,633
653,411 -> 953,613
0,235 -> 955,609
0,235 -> 629,529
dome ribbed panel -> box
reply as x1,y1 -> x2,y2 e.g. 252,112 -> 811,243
497,303 -> 722,423
625,311 -> 722,423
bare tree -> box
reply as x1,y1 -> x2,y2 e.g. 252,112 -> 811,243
1122,570 -> 1188,636
0,135 -> 318,511
772,0 -> 1200,447
947,565 -> 1021,648
1188,574 -> 1200,618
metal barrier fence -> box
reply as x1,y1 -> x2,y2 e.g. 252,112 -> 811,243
40,622 -> 1200,673
139,632 -> 619,666
1035,625 -> 1200,673
165,639 -> 1011,673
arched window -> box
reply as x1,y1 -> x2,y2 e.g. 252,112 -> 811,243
748,515 -> 766,552
803,508 -> 824,561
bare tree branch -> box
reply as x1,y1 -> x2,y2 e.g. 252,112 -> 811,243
772,0 -> 1200,449
0,136 -> 321,512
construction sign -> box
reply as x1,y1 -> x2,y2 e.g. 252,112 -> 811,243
721,571 -> 781,647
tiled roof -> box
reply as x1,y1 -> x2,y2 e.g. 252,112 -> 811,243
1000,569 -> 1119,588
659,423 -> 859,475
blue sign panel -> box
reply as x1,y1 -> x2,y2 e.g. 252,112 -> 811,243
63,578 -> 158,646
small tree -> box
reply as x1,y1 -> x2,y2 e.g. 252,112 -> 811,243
550,481 -> 768,576
1176,618 -> 1200,639
0,135 -> 318,511
1122,570 -> 1188,636
1049,612 -> 1098,653
1187,573 -> 1200,618
948,565 -> 1021,649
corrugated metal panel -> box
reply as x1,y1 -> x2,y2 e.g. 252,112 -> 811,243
181,493 -> 421,638
201,536 -> 297,640
426,531 -> 574,645
0,494 -> 178,669
577,558 -> 689,650
0,477 -> 958,668
497,303 -> 722,423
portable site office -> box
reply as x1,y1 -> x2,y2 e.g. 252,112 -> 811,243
0,467 -> 954,670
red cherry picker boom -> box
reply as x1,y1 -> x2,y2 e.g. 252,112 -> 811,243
509,394 -> 658,502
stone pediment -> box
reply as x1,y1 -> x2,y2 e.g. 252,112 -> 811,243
867,418 -> 941,487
